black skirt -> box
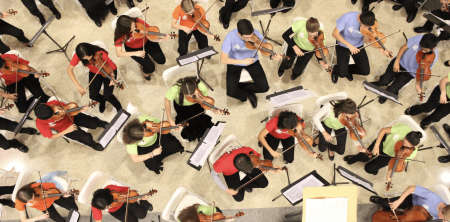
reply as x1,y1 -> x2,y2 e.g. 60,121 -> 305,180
173,102 -> 213,142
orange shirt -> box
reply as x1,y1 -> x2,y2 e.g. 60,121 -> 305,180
15,183 -> 57,212
172,4 -> 205,31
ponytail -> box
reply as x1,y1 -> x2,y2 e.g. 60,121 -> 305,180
174,76 -> 200,105
405,131 -> 423,146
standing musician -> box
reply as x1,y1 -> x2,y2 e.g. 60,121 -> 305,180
122,115 -> 185,175
414,0 -> 450,42
20,0 -> 61,25
313,99 -> 357,161
370,185 -> 450,221
0,10 -> 31,54
331,11 -> 389,84
114,15 -> 169,81
68,43 -> 123,113
371,34 -> 438,104
221,19 -> 281,108
78,0 -> 117,27
91,185 -> 153,222
211,146 -> 282,202
0,54 -> 50,113
15,182 -> 78,222
34,99 -> 109,151
177,204 -> 235,222
278,17 -> 329,81
171,0 -> 214,56
0,107 -> 38,153
218,0 -> 248,29
164,76 -> 219,142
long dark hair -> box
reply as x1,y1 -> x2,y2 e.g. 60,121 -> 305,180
277,111 -> 298,130
174,76 -> 200,105
16,182 -> 36,203
177,204 -> 200,222
75,43 -> 105,66
114,15 -> 138,43
405,131 -> 423,146
333,98 -> 356,118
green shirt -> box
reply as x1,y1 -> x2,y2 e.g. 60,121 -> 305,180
165,81 -> 209,106
292,19 -> 325,51
446,72 -> 450,99
323,110 -> 345,130
177,205 -> 217,222
383,123 -> 418,162
126,115 -> 159,154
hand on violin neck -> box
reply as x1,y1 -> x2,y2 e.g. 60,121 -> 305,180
81,106 -> 89,112
415,83 -> 422,95
389,200 -> 401,211
386,171 -> 392,182
270,54 -> 283,61
62,191 -> 71,198
1,11 -> 11,18
139,194 -> 150,201
378,48 -> 391,57
212,109 -> 222,115
272,166 -> 283,174
206,33 -> 215,40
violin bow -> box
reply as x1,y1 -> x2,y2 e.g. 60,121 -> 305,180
38,171 -> 49,214
358,29 -> 401,52
388,199 -> 400,222
190,0 -> 219,31
124,187 -> 130,222
83,60 -> 108,96
369,0 -> 382,12
210,202 -> 215,222
252,28 -> 270,59
15,56 -> 19,95
47,89 -> 75,125
376,154 -> 425,163
159,109 -> 165,147
399,71 -> 440,77
302,44 -> 339,55
143,4 -> 147,55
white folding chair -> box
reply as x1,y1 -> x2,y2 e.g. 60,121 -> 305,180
162,187 -> 212,222
90,40 -> 128,88
208,134 -> 246,179
162,63 -> 197,89
72,0 -> 92,22
434,184 -> 450,204
307,92 -> 348,133
239,69 -> 253,83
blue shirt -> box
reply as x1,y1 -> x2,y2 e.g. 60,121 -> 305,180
336,12 -> 365,48
221,29 -> 265,66
400,35 -> 438,77
413,185 -> 445,219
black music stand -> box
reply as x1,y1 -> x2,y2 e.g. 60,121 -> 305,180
66,208 -> 80,222
363,81 -> 402,105
423,13 -> 450,34
430,126 -> 450,155
251,7 -> 293,46
176,46 -> 218,91
97,109 -> 130,148
13,97 -> 41,137
326,163 -> 351,186
336,166 -> 378,195
28,15 -> 75,62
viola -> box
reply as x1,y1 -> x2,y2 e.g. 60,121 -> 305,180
33,187 -> 79,202
50,101 -> 98,121
372,205 -> 432,222
89,51 -> 124,90
308,30 -> 332,74
3,57 -> 49,77
416,50 -> 435,101
188,2 -> 220,42
0,104 -> 14,111
110,189 -> 157,208
338,112 -> 372,158
198,212 -> 245,222
360,20 -> 393,58
6,9 -> 18,16
185,88 -> 230,115
287,123 -> 323,161
245,35 -> 290,60
386,140 -> 415,191
142,120 -> 189,137
134,22 -> 178,40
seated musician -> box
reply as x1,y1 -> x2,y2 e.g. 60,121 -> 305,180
91,185 -> 153,222
370,185 -> 450,221
0,108 -> 38,153
414,0 -> 450,42
68,43 -> 123,113
0,54 -> 50,113
278,17 -> 329,81
177,204 -> 233,222
391,0 -> 424,23
211,146 -> 281,202
220,19 -> 281,108
438,123 -> 450,163
344,124 -> 422,181
0,10 -> 31,54
15,182 -> 78,222
34,99 -> 109,151
122,115 -> 185,175
371,34 -> 438,104
258,111 -> 319,164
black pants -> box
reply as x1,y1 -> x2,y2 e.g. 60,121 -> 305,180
109,200 -> 151,222
0,20 -> 30,54
318,122 -> 347,155
335,44 -> 370,78
0,185 -> 15,207
423,9 -> 450,41
79,0 -> 116,24
137,133 -> 184,174
226,61 -> 269,101
173,102 -> 213,142
262,133 -> 295,163
280,47 -> 315,78
374,58 -> 414,95
63,113 -> 105,148
347,135 -> 391,175
88,70 -> 122,111
220,0 -> 249,25
396,0 -> 420,16
6,75 -> 50,113
270,0 -> 295,11
41,196 -> 78,222
223,168 -> 268,202
177,30 -> 209,56
124,41 -> 165,74
21,0 -> 59,25
0,117 -> 35,150
409,85 -> 450,127
377,194 -> 414,210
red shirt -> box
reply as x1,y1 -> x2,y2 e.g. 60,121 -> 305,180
114,19 -> 149,49
0,54 -> 28,85
70,50 -> 117,74
36,100 -> 73,138
213,147 -> 260,176
92,185 -> 128,220
15,183 -> 56,212
172,4 -> 205,31
266,116 -> 304,139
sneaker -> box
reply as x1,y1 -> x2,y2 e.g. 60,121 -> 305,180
245,186 -> 253,193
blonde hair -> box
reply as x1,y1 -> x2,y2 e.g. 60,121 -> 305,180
306,17 -> 320,33
180,0 -> 195,13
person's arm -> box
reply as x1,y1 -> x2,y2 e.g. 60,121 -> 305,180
389,185 -> 416,210
115,45 -> 144,58
439,76 -> 449,104
164,98 -> 176,126
258,128 -> 281,158
372,127 -> 392,156
332,27 -> 358,55
0,91 -> 18,101
49,124 -> 78,140
18,210 -> 49,222
210,170 -> 237,196
67,65 -> 86,96
393,44 -> 408,72
220,51 -> 254,66
312,103 -> 331,138
1,11 -> 11,18
171,18 -> 192,34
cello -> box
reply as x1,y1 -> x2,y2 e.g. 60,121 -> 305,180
372,205 -> 435,222
415,50 -> 435,101
338,112 -> 372,158
185,89 -> 230,115
385,141 -> 415,191
308,30 -> 332,74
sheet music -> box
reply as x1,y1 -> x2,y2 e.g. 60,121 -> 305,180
283,174 -> 324,203
203,126 -> 223,144
190,143 -> 212,167
305,198 -> 347,222
270,94 -> 293,106
197,51 -> 216,59
363,83 -> 399,104
68,210 -> 80,222
189,123 -> 226,168
99,112 -> 128,147
339,169 -> 375,193
287,89 -> 310,99
179,57 -> 199,66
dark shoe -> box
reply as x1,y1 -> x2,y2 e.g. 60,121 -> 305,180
281,8 -> 291,13
99,120 -> 109,129
346,74 -> 353,81
245,186 -> 253,193
109,6 -> 118,15
312,136 -> 319,147
20,128 -> 37,135
144,74 -> 151,81
291,73 -> 301,80
92,143 -> 105,151
147,203 -> 153,211
95,20 -> 102,27
438,155 -> 450,163
420,122 -> 429,130
278,67 -> 285,77
99,101 -> 106,113
16,145 -> 29,153
344,155 -> 354,162
370,81 -> 382,87
378,96 -> 387,104
206,56 -> 211,59
137,0 -> 143,2
407,14 -> 416,23
126,0 -> 135,8
223,23 -> 229,29
392,5 -> 403,11
351,0 -> 357,4
5,199 -> 15,208
444,61 -> 450,67
284,160 -> 288,164
328,149 -> 334,161
219,8 -> 223,23
404,107 -> 411,115
370,196 -> 383,204
362,4 -> 369,12
331,70 -> 338,84
51,8 -> 61,20
414,27 -> 431,33
248,93 -> 257,108
443,124 -> 450,136
258,141 -> 262,147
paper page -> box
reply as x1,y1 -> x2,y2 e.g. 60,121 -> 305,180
99,113 -> 128,147
328,198 -> 348,222
286,89 -> 310,100
283,174 -> 324,204
269,94 -> 293,106
105,0 -> 114,4
113,113 -> 129,130
100,128 -> 117,147
305,199 -> 329,222
179,56 -> 199,66
197,51 -> 216,59
0,204 -> 2,220
68,210 -> 80,222
190,143 -> 212,167
203,126 -> 223,144
339,170 -> 375,192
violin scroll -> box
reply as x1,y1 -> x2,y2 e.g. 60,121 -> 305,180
385,181 -> 392,191
7,9 -> 18,16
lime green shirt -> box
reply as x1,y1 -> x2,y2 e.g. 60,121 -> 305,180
323,110 -> 345,130
383,123 -> 418,162
177,205 -> 217,222
446,73 -> 450,99
165,81 -> 209,106
126,115 -> 159,154
292,19 -> 325,51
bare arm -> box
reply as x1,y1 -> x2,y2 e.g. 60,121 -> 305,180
258,128 -> 274,153
67,65 -> 81,89
372,127 -> 392,156
49,125 -> 77,140
164,98 -> 175,125
115,45 -> 139,58
395,44 -> 408,63
332,27 -> 352,48
220,51 -> 244,65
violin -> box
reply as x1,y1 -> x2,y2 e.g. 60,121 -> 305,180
386,140 -> 415,191
89,51 -> 124,90
360,20 -> 393,58
3,57 -> 49,77
50,101 -> 98,121
142,120 -> 189,137
287,123 -> 323,161
188,2 -> 220,42
372,205 -> 432,222
308,30 -> 332,74
185,89 -> 230,115
110,189 -> 157,208
338,112 -> 372,158
198,212 -> 245,222
5,9 -> 18,16
33,187 -> 79,202
416,50 -> 435,101
245,35 -> 290,60
0,104 -> 14,111
134,22 -> 178,40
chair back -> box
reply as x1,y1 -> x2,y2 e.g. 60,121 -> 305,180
209,134 -> 242,164
162,187 -> 211,221
434,184 -> 450,204
268,104 -> 303,120
111,7 -> 143,30
397,115 -> 427,143
5,50 -> 24,59
12,168 -> 34,202
162,63 -> 197,88
239,69 -> 253,83
314,92 -> 348,111
78,171 -> 104,205
90,41 -> 108,53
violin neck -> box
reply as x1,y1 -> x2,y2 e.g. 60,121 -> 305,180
46,193 -> 65,198
17,69 -> 41,76
249,42 -> 275,55
390,158 -> 400,180
161,126 -> 180,131
144,30 -> 167,37
66,106 -> 85,113
352,128 -> 365,146
201,101 -> 220,111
